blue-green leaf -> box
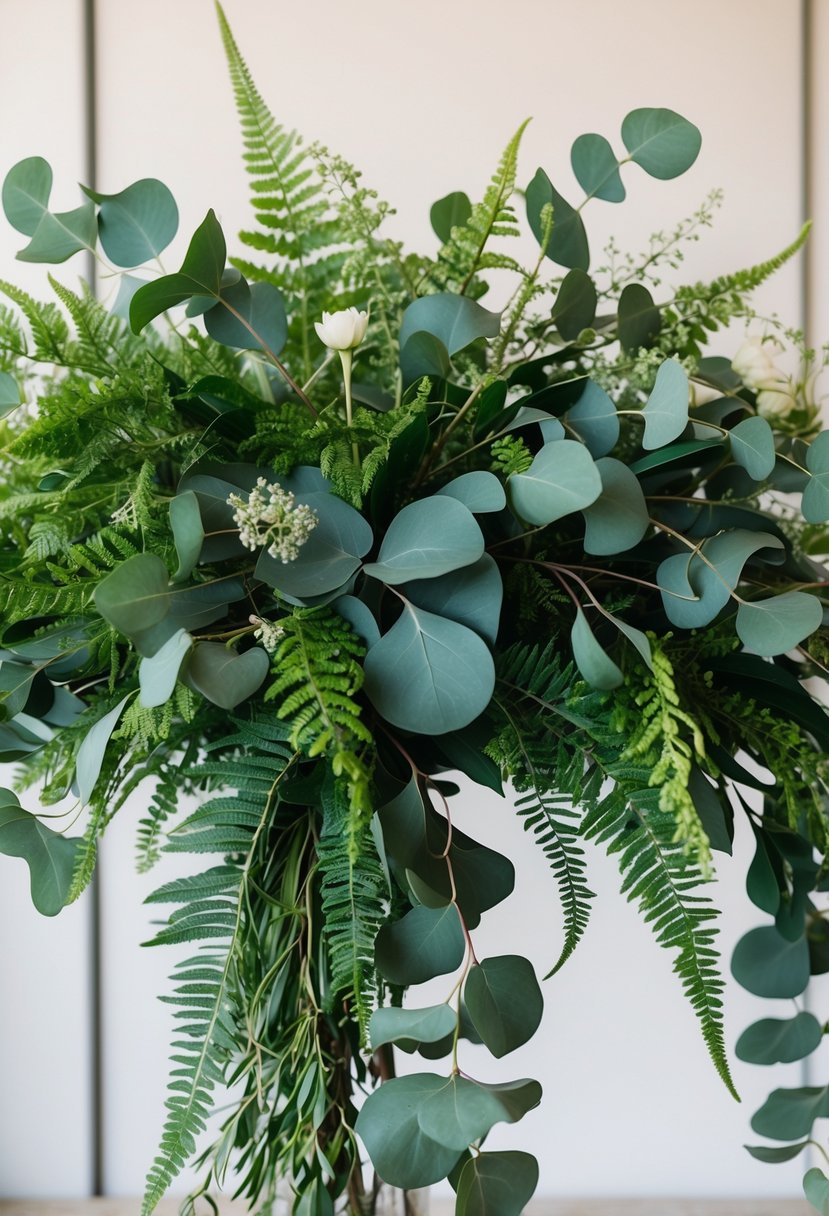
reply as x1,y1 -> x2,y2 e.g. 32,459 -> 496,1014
566,380 -> 619,457
364,497 -> 483,585
571,133 -> 625,202
2,156 -> 52,235
82,178 -> 178,266
375,904 -> 465,985
658,530 -> 783,629
204,278 -> 288,355
621,107 -> 702,179
464,955 -> 543,1058
509,440 -> 601,526
745,1142 -> 809,1164
618,283 -> 661,352
640,359 -> 689,449
93,553 -> 170,636
803,431 -> 829,523
183,643 -> 269,710
0,370 -> 20,418
456,1152 -> 540,1216
582,457 -> 648,555
0,790 -> 80,916
333,595 -> 380,649
550,269 -> 597,341
436,471 -> 506,513
571,607 -> 623,690
399,294 -> 501,356
257,491 -> 373,599
17,202 -> 97,264
751,1087 -> 829,1142
736,592 -> 822,657
430,191 -> 472,242
370,1004 -> 458,1052
169,491 -> 204,583
74,695 -> 131,805
403,555 -> 503,646
729,416 -> 775,480
526,168 -> 589,270
736,1012 -> 824,1066
804,1167 -> 829,1215
364,603 -> 494,734
138,629 -> 193,709
400,331 -> 452,386
732,925 -> 810,998
130,209 -> 226,332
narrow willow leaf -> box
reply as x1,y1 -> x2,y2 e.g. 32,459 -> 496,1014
74,695 -> 132,805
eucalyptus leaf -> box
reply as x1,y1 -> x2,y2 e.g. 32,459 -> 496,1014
436,471 -> 506,513
82,178 -> 178,266
138,629 -> 193,709
169,491 -> 204,583
731,925 -> 810,998
565,380 -> 619,457
204,278 -> 288,355
399,331 -> 452,386
333,595 -> 380,649
430,191 -> 472,242
509,440 -> 601,526
464,955 -> 543,1058
369,1003 -> 457,1052
375,903 -> 465,985
571,133 -> 625,203
640,359 -> 689,449
618,283 -> 660,352
804,1168 -> 829,1215
257,491 -> 373,599
658,530 -> 784,629
804,431 -> 829,523
74,695 -> 131,805
736,592 -> 822,657
456,1151 -> 540,1216
403,555 -> 503,645
621,107 -> 702,179
17,202 -> 97,264
729,416 -> 776,480
364,497 -> 483,585
183,643 -> 269,710
750,1086 -> 829,1141
399,293 -> 501,356
571,607 -> 623,690
551,269 -> 597,341
93,553 -> 170,636
0,370 -> 20,419
526,168 -> 589,270
130,209 -> 226,332
736,1012 -> 823,1066
0,660 -> 36,721
0,790 -> 80,916
582,457 -> 648,555
745,1142 -> 809,1164
2,156 -> 52,235
364,604 -> 494,734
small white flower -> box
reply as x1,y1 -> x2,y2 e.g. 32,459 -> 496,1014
248,614 -> 285,654
314,307 -> 369,352
228,478 -> 318,564
732,336 -> 785,391
688,380 -> 721,408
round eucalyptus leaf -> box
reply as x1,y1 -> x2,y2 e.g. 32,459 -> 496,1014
571,133 -> 625,203
566,380 -> 619,457
658,529 -> 783,630
525,168 -> 589,270
355,1074 -> 479,1190
400,331 -> 451,386
804,431 -> 829,523
364,496 -> 483,585
456,1151 -> 540,1216
621,107 -> 702,179
364,604 -> 494,734
403,555 -> 503,645
399,293 -> 501,357
375,903 -> 465,985
257,491 -> 373,599
618,283 -> 661,353
333,595 -> 380,649
138,628 -> 193,709
551,269 -> 597,341
183,643 -> 269,710
729,416 -> 775,481
750,1086 -> 829,1141
464,955 -> 543,1058
17,202 -> 97,264
436,471 -> 506,514
731,925 -> 810,998
640,359 -> 689,449
93,553 -> 170,636
736,1012 -> 823,1066
0,793 -> 81,916
84,178 -> 179,266
169,490 -> 204,583
582,457 -> 648,555
571,607 -> 623,690
2,156 -> 52,235
509,440 -> 601,526
430,191 -> 472,242
804,1167 -> 829,1214
736,592 -> 822,657
204,278 -> 288,355
369,1003 -> 457,1052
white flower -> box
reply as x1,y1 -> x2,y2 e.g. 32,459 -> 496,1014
228,478 -> 318,564
756,385 -> 798,421
314,308 -> 369,352
732,336 -> 785,391
248,615 -> 285,654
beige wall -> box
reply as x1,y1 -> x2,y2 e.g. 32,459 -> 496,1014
1,0 -> 826,1201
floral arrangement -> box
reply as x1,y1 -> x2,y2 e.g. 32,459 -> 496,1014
1,7 -> 829,1214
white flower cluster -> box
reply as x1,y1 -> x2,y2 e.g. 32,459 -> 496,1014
248,614 -> 285,654
228,478 -> 318,564
732,335 -> 797,421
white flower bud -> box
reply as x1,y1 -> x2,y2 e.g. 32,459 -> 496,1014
756,385 -> 798,421
732,336 -> 784,390
314,308 -> 369,352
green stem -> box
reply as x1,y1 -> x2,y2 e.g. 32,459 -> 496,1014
339,348 -> 361,467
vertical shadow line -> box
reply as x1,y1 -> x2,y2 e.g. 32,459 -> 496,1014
82,0 -> 103,1197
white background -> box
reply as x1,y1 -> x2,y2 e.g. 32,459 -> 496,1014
1,0 -> 828,1203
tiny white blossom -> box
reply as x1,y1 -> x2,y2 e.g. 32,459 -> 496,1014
314,308 -> 369,352
249,614 -> 285,654
228,478 -> 318,564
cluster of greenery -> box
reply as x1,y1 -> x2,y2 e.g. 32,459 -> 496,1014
2,6 -> 829,1213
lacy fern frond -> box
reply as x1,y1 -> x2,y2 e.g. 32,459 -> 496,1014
317,774 -> 386,1040
48,275 -> 132,376
426,120 -> 530,296
140,719 -> 296,1214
